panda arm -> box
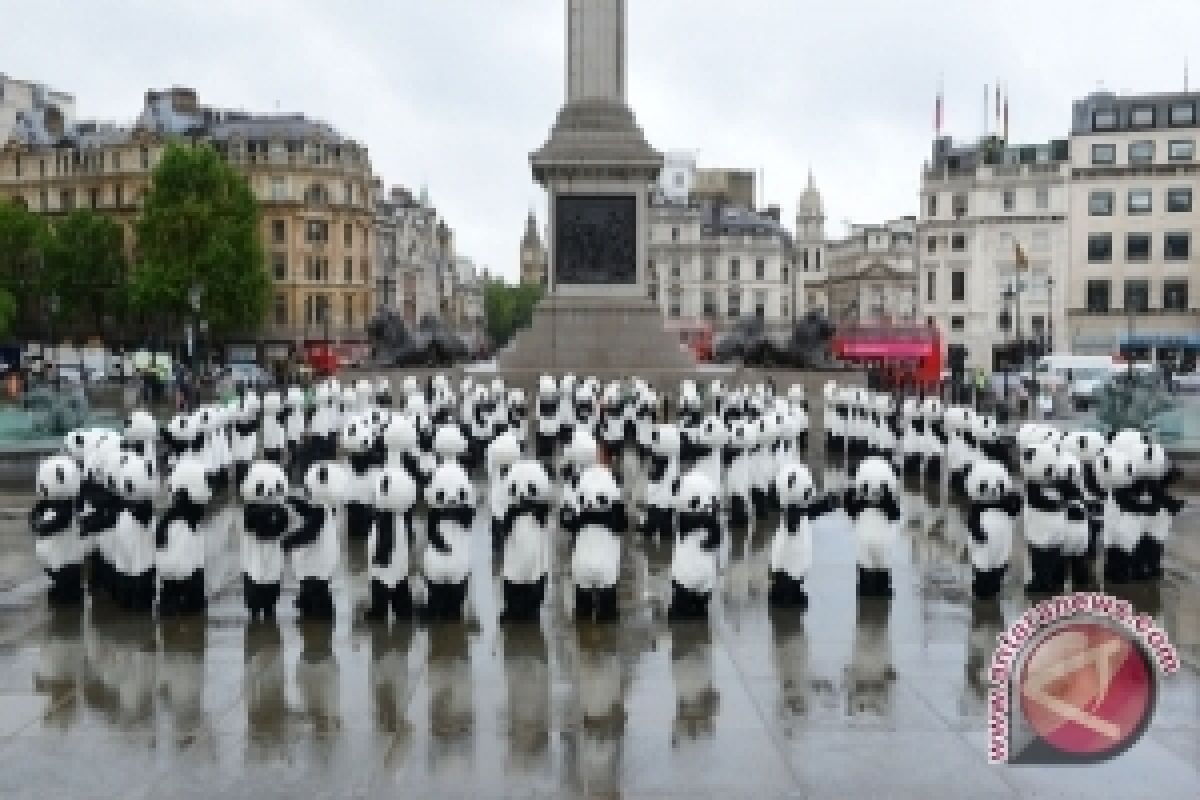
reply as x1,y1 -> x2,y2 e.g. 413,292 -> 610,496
699,517 -> 721,551
1025,483 -> 1061,512
721,445 -> 737,468
1002,492 -> 1024,516
424,511 -> 451,553
372,512 -> 395,567
284,499 -> 324,550
29,500 -> 64,536
1151,481 -> 1185,515
1082,463 -> 1104,497
879,489 -> 902,523
842,490 -> 862,520
966,506 -> 988,544
154,508 -> 179,549
609,502 -> 629,534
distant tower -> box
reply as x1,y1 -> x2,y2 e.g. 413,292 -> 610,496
519,210 -> 548,286
795,170 -> 827,312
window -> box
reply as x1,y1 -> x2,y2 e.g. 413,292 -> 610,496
271,253 -> 287,280
1032,230 -> 1049,252
1091,143 -> 1116,165
344,223 -> 353,248
361,259 -> 369,282
1124,280 -> 1149,312
344,294 -> 354,326
1127,189 -> 1152,214
1164,280 -> 1189,311
139,147 -> 149,169
755,259 -> 766,280
114,185 -> 123,207
39,158 -> 46,176
271,219 -> 286,244
270,177 -> 286,201
727,290 -> 741,318
1087,281 -> 1110,312
274,294 -> 287,325
343,181 -> 353,205
926,194 -> 937,216
702,291 -> 717,317
1169,139 -> 1195,161
729,258 -> 740,280
39,189 -> 47,210
1129,141 -> 1155,164
1089,191 -> 1113,216
1126,234 -> 1151,262
1165,232 -> 1191,260
781,265 -> 789,283
670,259 -> 681,279
951,270 -> 965,302
671,227 -> 679,242
802,249 -> 809,270
926,236 -> 937,254
950,315 -> 965,331
59,189 -> 74,211
926,271 -> 936,302
952,193 -> 968,216
951,233 -> 966,251
814,250 -> 821,271
668,291 -> 681,319
88,188 -> 98,209
1169,102 -> 1195,126
1131,105 -> 1156,127
344,257 -> 353,282
1088,234 -> 1113,263
674,173 -> 684,187
305,220 -> 328,243
1035,187 -> 1049,209
1092,109 -> 1118,131
998,312 -> 1011,332
1002,190 -> 1015,212
754,290 -> 766,318
1168,187 -> 1193,212
702,257 -> 715,281
647,284 -> 658,304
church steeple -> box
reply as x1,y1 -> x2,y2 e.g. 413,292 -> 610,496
796,169 -> 825,243
519,210 -> 548,286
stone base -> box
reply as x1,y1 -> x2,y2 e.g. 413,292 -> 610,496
497,294 -> 695,374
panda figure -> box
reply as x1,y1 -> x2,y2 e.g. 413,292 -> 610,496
667,472 -> 722,620
260,392 -> 286,465
285,461 -> 346,621
963,459 -> 1021,599
433,423 -> 469,469
1066,430 -> 1107,541
1020,441 -> 1066,594
750,414 -> 780,519
843,457 -> 902,597
486,432 -> 522,551
155,458 -> 211,616
31,456 -> 84,606
921,398 -> 946,480
769,463 -> 837,609
122,410 -> 159,462
534,376 -> 560,461
230,392 -> 262,488
723,419 -> 758,528
79,434 -> 123,598
496,460 -> 553,622
1138,442 -> 1183,580
643,424 -> 682,539
898,398 -> 925,478
363,466 -> 416,622
283,387 -> 308,464
240,461 -> 290,621
564,465 -> 626,622
944,407 -> 977,497
111,453 -> 159,612
1056,450 -> 1097,590
1096,446 -> 1140,584
342,416 -> 377,541
423,462 -> 476,621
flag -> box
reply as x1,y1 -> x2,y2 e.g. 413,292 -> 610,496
1003,85 -> 1009,140
1015,241 -> 1029,271
995,81 -> 1001,124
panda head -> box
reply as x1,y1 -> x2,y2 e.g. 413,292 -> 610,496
36,455 -> 80,500
426,463 -> 473,509
576,466 -> 620,514
757,414 -> 779,443
241,391 -> 262,417
650,424 -> 682,457
505,459 -> 551,505
1065,430 -> 1104,462
775,463 -> 815,506
971,414 -> 997,443
433,424 -> 468,459
1110,428 -> 1153,459
1095,446 -> 1135,490
382,415 -> 418,453
853,457 -> 898,501
118,454 -> 158,501
1021,442 -> 1060,482
1056,450 -> 1082,485
921,397 -> 943,419
965,459 -> 1010,503
241,461 -> 288,503
375,466 -> 418,513
304,461 -> 347,505
1126,440 -> 1165,481
696,415 -> 727,448
486,432 -> 521,475
63,428 -> 95,465
341,417 -> 374,454
564,430 -> 599,469
167,457 -> 211,506
674,471 -> 718,515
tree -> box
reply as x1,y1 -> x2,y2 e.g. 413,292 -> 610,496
0,200 -> 50,337
484,280 -> 543,348
130,143 -> 267,338
43,209 -> 128,337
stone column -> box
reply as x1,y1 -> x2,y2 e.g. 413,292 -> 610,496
567,0 -> 625,103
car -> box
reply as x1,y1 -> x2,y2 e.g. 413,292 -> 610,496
368,312 -> 469,367
221,363 -> 272,389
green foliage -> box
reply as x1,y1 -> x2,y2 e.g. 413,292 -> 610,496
484,280 -> 543,347
0,288 -> 16,338
43,209 -> 128,331
131,143 -> 267,336
0,199 -> 50,312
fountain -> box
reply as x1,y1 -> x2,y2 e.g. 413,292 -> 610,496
0,383 -> 121,487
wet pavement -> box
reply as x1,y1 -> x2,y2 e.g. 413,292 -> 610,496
0,461 -> 1197,799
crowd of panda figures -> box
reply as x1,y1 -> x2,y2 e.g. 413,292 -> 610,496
28,374 -> 1182,627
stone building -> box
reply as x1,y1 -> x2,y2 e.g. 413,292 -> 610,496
376,185 -> 453,325
1066,90 -> 1200,365
795,171 -> 828,315
0,74 -> 75,145
519,210 -> 548,286
0,84 -> 377,358
811,217 -> 918,325
917,134 -> 1070,370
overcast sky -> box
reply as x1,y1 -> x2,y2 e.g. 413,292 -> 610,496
7,0 -> 1200,280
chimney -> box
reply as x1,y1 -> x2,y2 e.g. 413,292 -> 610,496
765,205 -> 781,222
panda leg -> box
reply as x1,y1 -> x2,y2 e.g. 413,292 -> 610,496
234,461 -> 249,490
158,578 -> 178,617
366,578 -> 390,621
1144,538 -> 1165,580
877,569 -> 893,597
264,582 -> 280,619
449,579 -> 468,620
389,581 -> 413,620
242,573 -> 257,619
530,574 -> 547,617
574,585 -> 594,622
596,585 -> 619,622
500,579 -> 519,623
187,569 -> 206,614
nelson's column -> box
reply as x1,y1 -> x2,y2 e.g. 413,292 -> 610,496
499,0 -> 694,373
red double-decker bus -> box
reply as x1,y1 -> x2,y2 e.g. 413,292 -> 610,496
830,324 -> 943,391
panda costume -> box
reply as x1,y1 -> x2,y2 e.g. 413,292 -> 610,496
565,465 -> 626,622
496,460 -> 553,622
486,432 -> 522,553
921,397 -> 946,480
1020,441 -> 1066,594
769,463 -> 837,609
1097,446 -> 1142,584
284,461 -> 346,621
122,410 -> 159,463
155,457 -> 211,616
423,462 -> 476,621
367,466 -> 418,621
1139,442 -> 1183,580
534,376 -> 560,461
667,471 -> 722,620
843,457 -> 902,597
31,456 -> 84,606
79,434 -> 123,598
723,419 -> 758,527
642,424 -> 682,539
283,387 -> 308,465
342,416 -> 377,541
240,461 -> 290,620
112,453 -> 159,612
260,392 -> 286,465
230,391 -> 261,488
963,459 -> 1020,599
1056,450 -> 1097,590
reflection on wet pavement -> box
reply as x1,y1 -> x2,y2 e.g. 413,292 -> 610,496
0,468 -> 1197,798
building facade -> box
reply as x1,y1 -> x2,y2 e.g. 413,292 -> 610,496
813,217 -> 918,325
519,210 -> 548,286
376,185 -> 452,326
0,74 -> 74,146
1066,91 -> 1200,365
918,135 -> 1070,371
0,85 -> 377,355
795,171 -> 828,315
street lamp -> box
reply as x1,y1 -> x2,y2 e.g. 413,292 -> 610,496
1045,276 -> 1055,354
188,283 -> 202,405
47,294 -> 60,387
